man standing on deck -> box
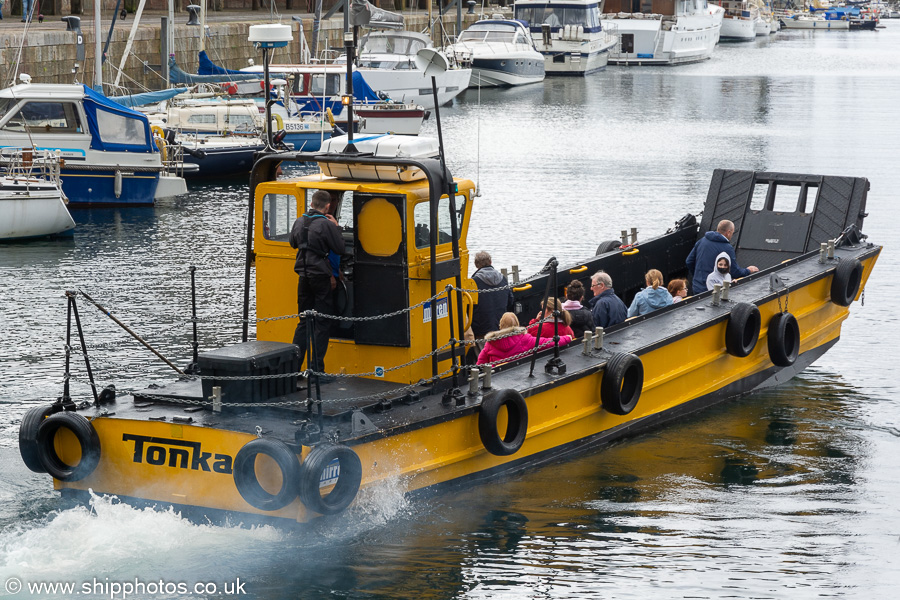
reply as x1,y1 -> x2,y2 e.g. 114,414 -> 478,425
470,251 -> 514,339
589,271 -> 627,329
290,190 -> 345,382
685,219 -> 759,294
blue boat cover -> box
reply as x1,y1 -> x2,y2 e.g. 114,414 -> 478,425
352,71 -> 382,103
81,84 -> 155,153
108,88 -> 190,108
198,50 -> 248,75
168,56 -> 259,84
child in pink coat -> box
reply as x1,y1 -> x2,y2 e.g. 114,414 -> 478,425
477,312 -> 573,365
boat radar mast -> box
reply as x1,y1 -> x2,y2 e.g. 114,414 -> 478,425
249,24 -> 293,151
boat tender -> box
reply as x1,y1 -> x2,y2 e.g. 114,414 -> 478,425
18,136 -> 880,525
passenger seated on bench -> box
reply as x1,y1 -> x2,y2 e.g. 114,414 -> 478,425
477,312 -> 573,365
627,269 -> 673,318
562,280 -> 594,338
667,278 -> 688,303
527,297 -> 574,339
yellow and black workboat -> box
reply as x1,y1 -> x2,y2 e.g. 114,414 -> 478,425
18,140 -> 880,525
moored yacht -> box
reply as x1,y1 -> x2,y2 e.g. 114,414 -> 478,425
0,149 -> 75,241
447,19 -> 546,87
0,81 -> 187,207
513,0 -> 619,75
353,30 -> 472,107
603,0 -> 722,66
716,0 -> 760,40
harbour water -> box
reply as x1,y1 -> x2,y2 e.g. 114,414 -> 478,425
2,25 -> 900,599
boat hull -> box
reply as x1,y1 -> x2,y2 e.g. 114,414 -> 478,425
780,17 -> 851,29
470,57 -> 546,87
181,143 -> 266,178
721,17 -> 758,40
59,166 -> 160,207
605,17 -> 720,65
539,34 -> 617,76
40,245 -> 880,524
0,182 -> 75,240
353,68 -> 472,109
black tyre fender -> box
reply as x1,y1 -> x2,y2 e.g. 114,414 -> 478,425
19,404 -> 58,473
297,444 -> 362,515
600,353 -> 643,415
767,312 -> 800,367
233,438 -> 300,511
478,389 -> 529,456
830,258 -> 863,307
725,302 -> 761,358
35,412 -> 101,482
595,239 -> 622,256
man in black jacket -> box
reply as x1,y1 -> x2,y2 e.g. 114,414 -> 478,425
471,251 -> 513,339
290,190 -> 345,378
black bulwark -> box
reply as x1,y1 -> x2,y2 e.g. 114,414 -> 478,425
700,170 -> 869,271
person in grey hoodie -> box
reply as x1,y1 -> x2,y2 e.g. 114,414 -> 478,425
705,252 -> 733,290
471,251 -> 514,338
685,219 -> 758,294
627,269 -> 674,318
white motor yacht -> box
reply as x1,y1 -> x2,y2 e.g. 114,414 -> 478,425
447,19 -> 545,87
716,0 -> 760,40
513,0 -> 619,75
353,31 -> 472,108
603,0 -> 722,66
0,82 -> 187,207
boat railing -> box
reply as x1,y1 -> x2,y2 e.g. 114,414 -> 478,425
0,148 -> 64,188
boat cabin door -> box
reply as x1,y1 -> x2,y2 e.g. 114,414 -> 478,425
351,192 -> 409,347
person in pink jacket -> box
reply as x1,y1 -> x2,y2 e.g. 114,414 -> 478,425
477,312 -> 573,365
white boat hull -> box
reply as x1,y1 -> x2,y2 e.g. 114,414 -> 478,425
537,33 -> 617,75
780,17 -> 851,30
756,18 -> 772,36
721,17 -> 758,40
605,15 -> 720,66
354,68 -> 472,109
0,179 -> 75,241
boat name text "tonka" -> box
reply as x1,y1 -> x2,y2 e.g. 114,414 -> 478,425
123,434 -> 233,474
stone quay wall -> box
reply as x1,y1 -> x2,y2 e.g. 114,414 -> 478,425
0,9 -> 485,92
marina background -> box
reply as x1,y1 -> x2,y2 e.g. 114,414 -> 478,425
2,23 -> 900,599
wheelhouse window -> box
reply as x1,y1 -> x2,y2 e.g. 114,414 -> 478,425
514,4 -> 602,31
309,74 -> 341,96
262,193 -> 298,242
2,101 -> 83,133
413,195 -> 467,249
186,114 -> 216,124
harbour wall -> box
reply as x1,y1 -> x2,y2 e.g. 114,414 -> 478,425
0,9 -> 484,92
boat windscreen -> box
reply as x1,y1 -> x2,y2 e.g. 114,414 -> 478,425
81,85 -> 154,153
0,99 -> 16,122
514,5 -> 602,30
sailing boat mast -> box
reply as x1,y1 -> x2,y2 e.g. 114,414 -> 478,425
94,0 -> 102,90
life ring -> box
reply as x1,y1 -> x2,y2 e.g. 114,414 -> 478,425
19,404 -> 58,473
478,389 -> 528,456
35,412 -> 101,482
325,107 -> 336,128
232,438 -> 300,511
151,125 -> 167,162
297,444 -> 362,515
725,302 -> 761,358
600,352 -> 643,415
767,312 -> 800,367
830,258 -> 863,307
272,113 -> 284,132
595,239 -> 622,256
222,81 -> 238,95
461,290 -> 474,333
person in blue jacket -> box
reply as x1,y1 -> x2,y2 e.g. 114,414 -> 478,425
685,219 -> 758,294
589,271 -> 627,329
627,269 -> 673,318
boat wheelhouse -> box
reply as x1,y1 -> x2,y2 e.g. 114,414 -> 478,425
513,0 -> 619,75
447,19 -> 546,87
603,0 -> 722,65
0,83 -> 186,207
716,0 -> 760,40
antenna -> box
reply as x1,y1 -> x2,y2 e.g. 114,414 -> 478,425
415,48 -> 450,176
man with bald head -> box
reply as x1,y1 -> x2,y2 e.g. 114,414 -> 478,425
685,219 -> 759,294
